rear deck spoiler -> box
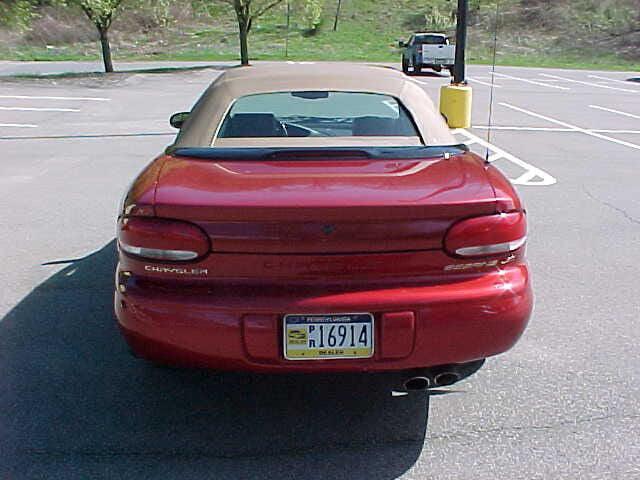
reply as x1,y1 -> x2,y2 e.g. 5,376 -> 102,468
167,144 -> 469,161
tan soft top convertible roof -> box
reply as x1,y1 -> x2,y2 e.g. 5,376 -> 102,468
172,63 -> 457,148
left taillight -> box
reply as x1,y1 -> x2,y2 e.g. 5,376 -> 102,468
118,217 -> 210,262
444,212 -> 527,258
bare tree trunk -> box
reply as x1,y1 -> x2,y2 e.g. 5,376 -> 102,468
234,3 -> 251,66
333,0 -> 342,31
98,27 -> 114,73
238,20 -> 250,65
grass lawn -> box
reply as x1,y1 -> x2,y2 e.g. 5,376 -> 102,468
1,0 -> 638,72
4,43 -> 637,72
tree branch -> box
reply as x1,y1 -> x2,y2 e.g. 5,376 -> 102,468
253,0 -> 284,19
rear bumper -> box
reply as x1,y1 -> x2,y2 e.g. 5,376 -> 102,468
115,265 -> 533,372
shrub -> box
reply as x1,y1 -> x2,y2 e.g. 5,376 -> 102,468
303,0 -> 323,34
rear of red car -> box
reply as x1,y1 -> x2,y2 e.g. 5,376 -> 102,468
115,147 -> 532,382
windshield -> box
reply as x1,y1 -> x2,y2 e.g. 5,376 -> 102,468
215,91 -> 421,146
414,35 -> 447,45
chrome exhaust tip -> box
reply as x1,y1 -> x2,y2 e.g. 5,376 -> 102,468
433,371 -> 461,387
403,376 -> 430,391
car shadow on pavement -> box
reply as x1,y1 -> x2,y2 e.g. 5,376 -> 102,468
1,240 -> 429,480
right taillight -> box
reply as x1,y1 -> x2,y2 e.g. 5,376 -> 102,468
118,217 -> 210,262
444,212 -> 527,258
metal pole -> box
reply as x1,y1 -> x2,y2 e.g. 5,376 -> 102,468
453,0 -> 468,84
285,0 -> 290,57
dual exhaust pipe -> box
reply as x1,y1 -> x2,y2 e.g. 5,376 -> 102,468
399,359 -> 486,392
402,371 -> 462,392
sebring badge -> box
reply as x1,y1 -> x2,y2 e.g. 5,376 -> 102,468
444,255 -> 516,272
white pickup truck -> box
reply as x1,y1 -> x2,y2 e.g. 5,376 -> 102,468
398,33 -> 455,75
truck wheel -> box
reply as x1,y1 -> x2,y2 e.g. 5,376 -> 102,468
402,57 -> 410,75
411,57 -> 421,74
433,66 -> 442,73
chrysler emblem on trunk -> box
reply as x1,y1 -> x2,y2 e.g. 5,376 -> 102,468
322,224 -> 336,235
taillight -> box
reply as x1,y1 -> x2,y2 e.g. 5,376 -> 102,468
118,217 -> 210,261
444,212 -> 526,257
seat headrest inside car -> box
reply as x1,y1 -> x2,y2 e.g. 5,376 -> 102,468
226,113 -> 284,137
352,116 -> 398,136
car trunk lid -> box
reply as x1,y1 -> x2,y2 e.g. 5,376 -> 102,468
154,151 -> 497,254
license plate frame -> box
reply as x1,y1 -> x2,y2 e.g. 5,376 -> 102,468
283,313 -> 375,361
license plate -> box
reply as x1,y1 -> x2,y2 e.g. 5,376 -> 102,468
425,57 -> 451,64
283,313 -> 374,360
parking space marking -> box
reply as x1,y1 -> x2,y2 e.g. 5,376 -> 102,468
0,95 -> 110,102
500,102 -> 640,151
587,75 -> 637,86
0,106 -> 80,112
466,76 -> 502,88
473,125 -> 640,134
473,126 -> 576,132
411,78 -> 448,86
0,123 -> 38,128
539,73 -> 639,93
0,131 -> 173,141
382,99 -> 400,113
453,128 -> 557,186
589,105 -> 640,120
589,129 -> 640,134
492,72 -> 570,90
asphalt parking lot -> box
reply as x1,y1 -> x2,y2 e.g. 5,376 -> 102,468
1,62 -> 639,479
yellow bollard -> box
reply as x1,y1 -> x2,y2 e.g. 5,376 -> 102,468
439,84 -> 472,129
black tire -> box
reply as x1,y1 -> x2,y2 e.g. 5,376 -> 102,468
402,56 -> 409,74
433,65 -> 442,73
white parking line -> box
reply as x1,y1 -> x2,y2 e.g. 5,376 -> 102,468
466,76 -> 502,88
539,73 -> 639,93
587,75 -> 636,86
473,126 -> 576,132
473,125 -> 640,134
453,128 -> 557,186
592,129 -> 640,134
382,100 -> 400,113
500,102 -> 640,151
589,105 -> 640,120
491,72 -> 570,90
0,123 -> 38,128
411,78 -> 446,86
0,106 -> 80,112
0,95 -> 110,102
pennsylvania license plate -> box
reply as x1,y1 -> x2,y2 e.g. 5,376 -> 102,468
283,313 -> 374,360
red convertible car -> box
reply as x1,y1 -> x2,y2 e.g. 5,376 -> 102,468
115,64 -> 532,391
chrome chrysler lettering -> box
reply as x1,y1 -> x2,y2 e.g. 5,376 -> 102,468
144,265 -> 208,275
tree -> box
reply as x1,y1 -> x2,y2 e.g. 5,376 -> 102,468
199,0 -> 284,65
70,0 -> 124,73
0,1 -> 38,32
332,0 -> 340,31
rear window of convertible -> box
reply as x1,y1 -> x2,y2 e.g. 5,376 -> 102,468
214,91 -> 421,145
